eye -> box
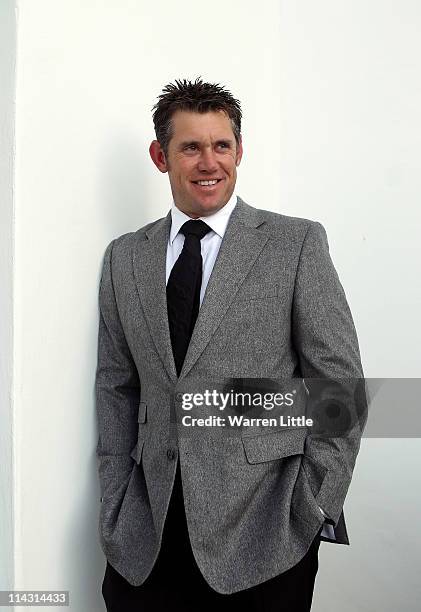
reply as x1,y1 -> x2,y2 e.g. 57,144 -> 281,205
184,144 -> 197,151
217,142 -> 230,150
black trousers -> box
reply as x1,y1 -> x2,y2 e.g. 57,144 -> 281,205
102,461 -> 322,612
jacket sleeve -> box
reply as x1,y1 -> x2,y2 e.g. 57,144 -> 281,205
292,221 -> 368,525
95,239 -> 140,500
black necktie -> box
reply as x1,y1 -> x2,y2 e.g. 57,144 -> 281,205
167,219 -> 212,377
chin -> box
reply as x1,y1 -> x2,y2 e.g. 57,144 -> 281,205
198,202 -> 223,215
180,196 -> 226,217
201,197 -> 226,208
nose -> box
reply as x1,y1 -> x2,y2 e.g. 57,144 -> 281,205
197,147 -> 218,173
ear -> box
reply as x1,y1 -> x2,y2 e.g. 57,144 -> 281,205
235,135 -> 243,167
149,140 -> 168,173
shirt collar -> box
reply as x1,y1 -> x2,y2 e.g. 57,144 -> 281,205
169,192 -> 238,245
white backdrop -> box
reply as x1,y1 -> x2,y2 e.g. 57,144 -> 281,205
0,0 -> 16,594
1,0 -> 420,610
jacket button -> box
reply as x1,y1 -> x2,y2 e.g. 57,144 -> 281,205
166,448 -> 177,461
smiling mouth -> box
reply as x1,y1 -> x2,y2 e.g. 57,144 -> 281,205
191,179 -> 223,188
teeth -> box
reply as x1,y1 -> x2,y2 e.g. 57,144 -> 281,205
196,180 -> 218,186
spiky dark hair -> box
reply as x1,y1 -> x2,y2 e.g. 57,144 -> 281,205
151,77 -> 242,157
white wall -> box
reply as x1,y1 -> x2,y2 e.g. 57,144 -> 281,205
13,1 -> 282,610
5,0 -> 420,610
0,0 -> 16,593
278,0 -> 421,379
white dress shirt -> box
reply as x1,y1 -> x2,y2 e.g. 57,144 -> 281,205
165,192 -> 335,540
166,191 -> 238,304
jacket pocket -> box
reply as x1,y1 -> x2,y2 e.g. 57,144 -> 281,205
235,281 -> 279,301
241,429 -> 307,464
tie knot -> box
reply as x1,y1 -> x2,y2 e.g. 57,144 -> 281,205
180,219 -> 212,241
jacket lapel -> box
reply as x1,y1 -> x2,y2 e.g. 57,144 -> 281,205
178,198 -> 269,380
132,197 -> 270,383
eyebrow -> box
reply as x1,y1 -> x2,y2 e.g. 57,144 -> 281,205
178,139 -> 234,149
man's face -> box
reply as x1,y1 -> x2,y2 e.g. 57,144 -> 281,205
149,110 -> 243,218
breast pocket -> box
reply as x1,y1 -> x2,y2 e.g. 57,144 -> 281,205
221,293 -> 283,356
234,281 -> 279,302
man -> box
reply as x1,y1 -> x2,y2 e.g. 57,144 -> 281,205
96,78 -> 366,611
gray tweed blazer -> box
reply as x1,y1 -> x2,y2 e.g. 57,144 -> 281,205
95,196 -> 366,593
